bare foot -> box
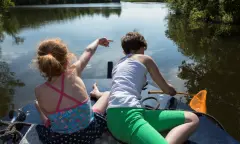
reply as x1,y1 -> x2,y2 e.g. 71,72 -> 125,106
90,83 -> 103,99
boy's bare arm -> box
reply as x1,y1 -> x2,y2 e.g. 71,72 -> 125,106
141,55 -> 176,96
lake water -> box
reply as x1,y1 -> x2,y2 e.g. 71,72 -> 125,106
0,2 -> 239,141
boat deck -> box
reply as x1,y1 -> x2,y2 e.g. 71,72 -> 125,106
2,79 -> 239,144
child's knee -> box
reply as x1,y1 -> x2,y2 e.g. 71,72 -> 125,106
184,111 -> 199,127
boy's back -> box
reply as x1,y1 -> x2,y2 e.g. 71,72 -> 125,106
108,54 -> 147,108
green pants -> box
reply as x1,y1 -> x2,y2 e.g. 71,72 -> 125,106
107,108 -> 185,144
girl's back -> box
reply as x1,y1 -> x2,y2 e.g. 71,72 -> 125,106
36,69 -> 89,115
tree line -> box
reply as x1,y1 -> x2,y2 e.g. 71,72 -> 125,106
12,0 -> 113,5
166,0 -> 240,24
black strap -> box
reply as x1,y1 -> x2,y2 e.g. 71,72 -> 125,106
141,96 -> 160,110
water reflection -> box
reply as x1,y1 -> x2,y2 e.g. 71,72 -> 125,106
0,15 -> 25,117
0,6 -> 121,47
5,7 -> 121,30
0,6 -> 121,44
0,60 -> 25,117
0,48 -> 25,117
166,14 -> 240,140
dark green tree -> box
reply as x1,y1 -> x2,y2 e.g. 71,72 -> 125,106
167,0 -> 240,24
0,0 -> 14,12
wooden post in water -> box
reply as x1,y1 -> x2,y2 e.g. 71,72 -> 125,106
107,61 -> 113,79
